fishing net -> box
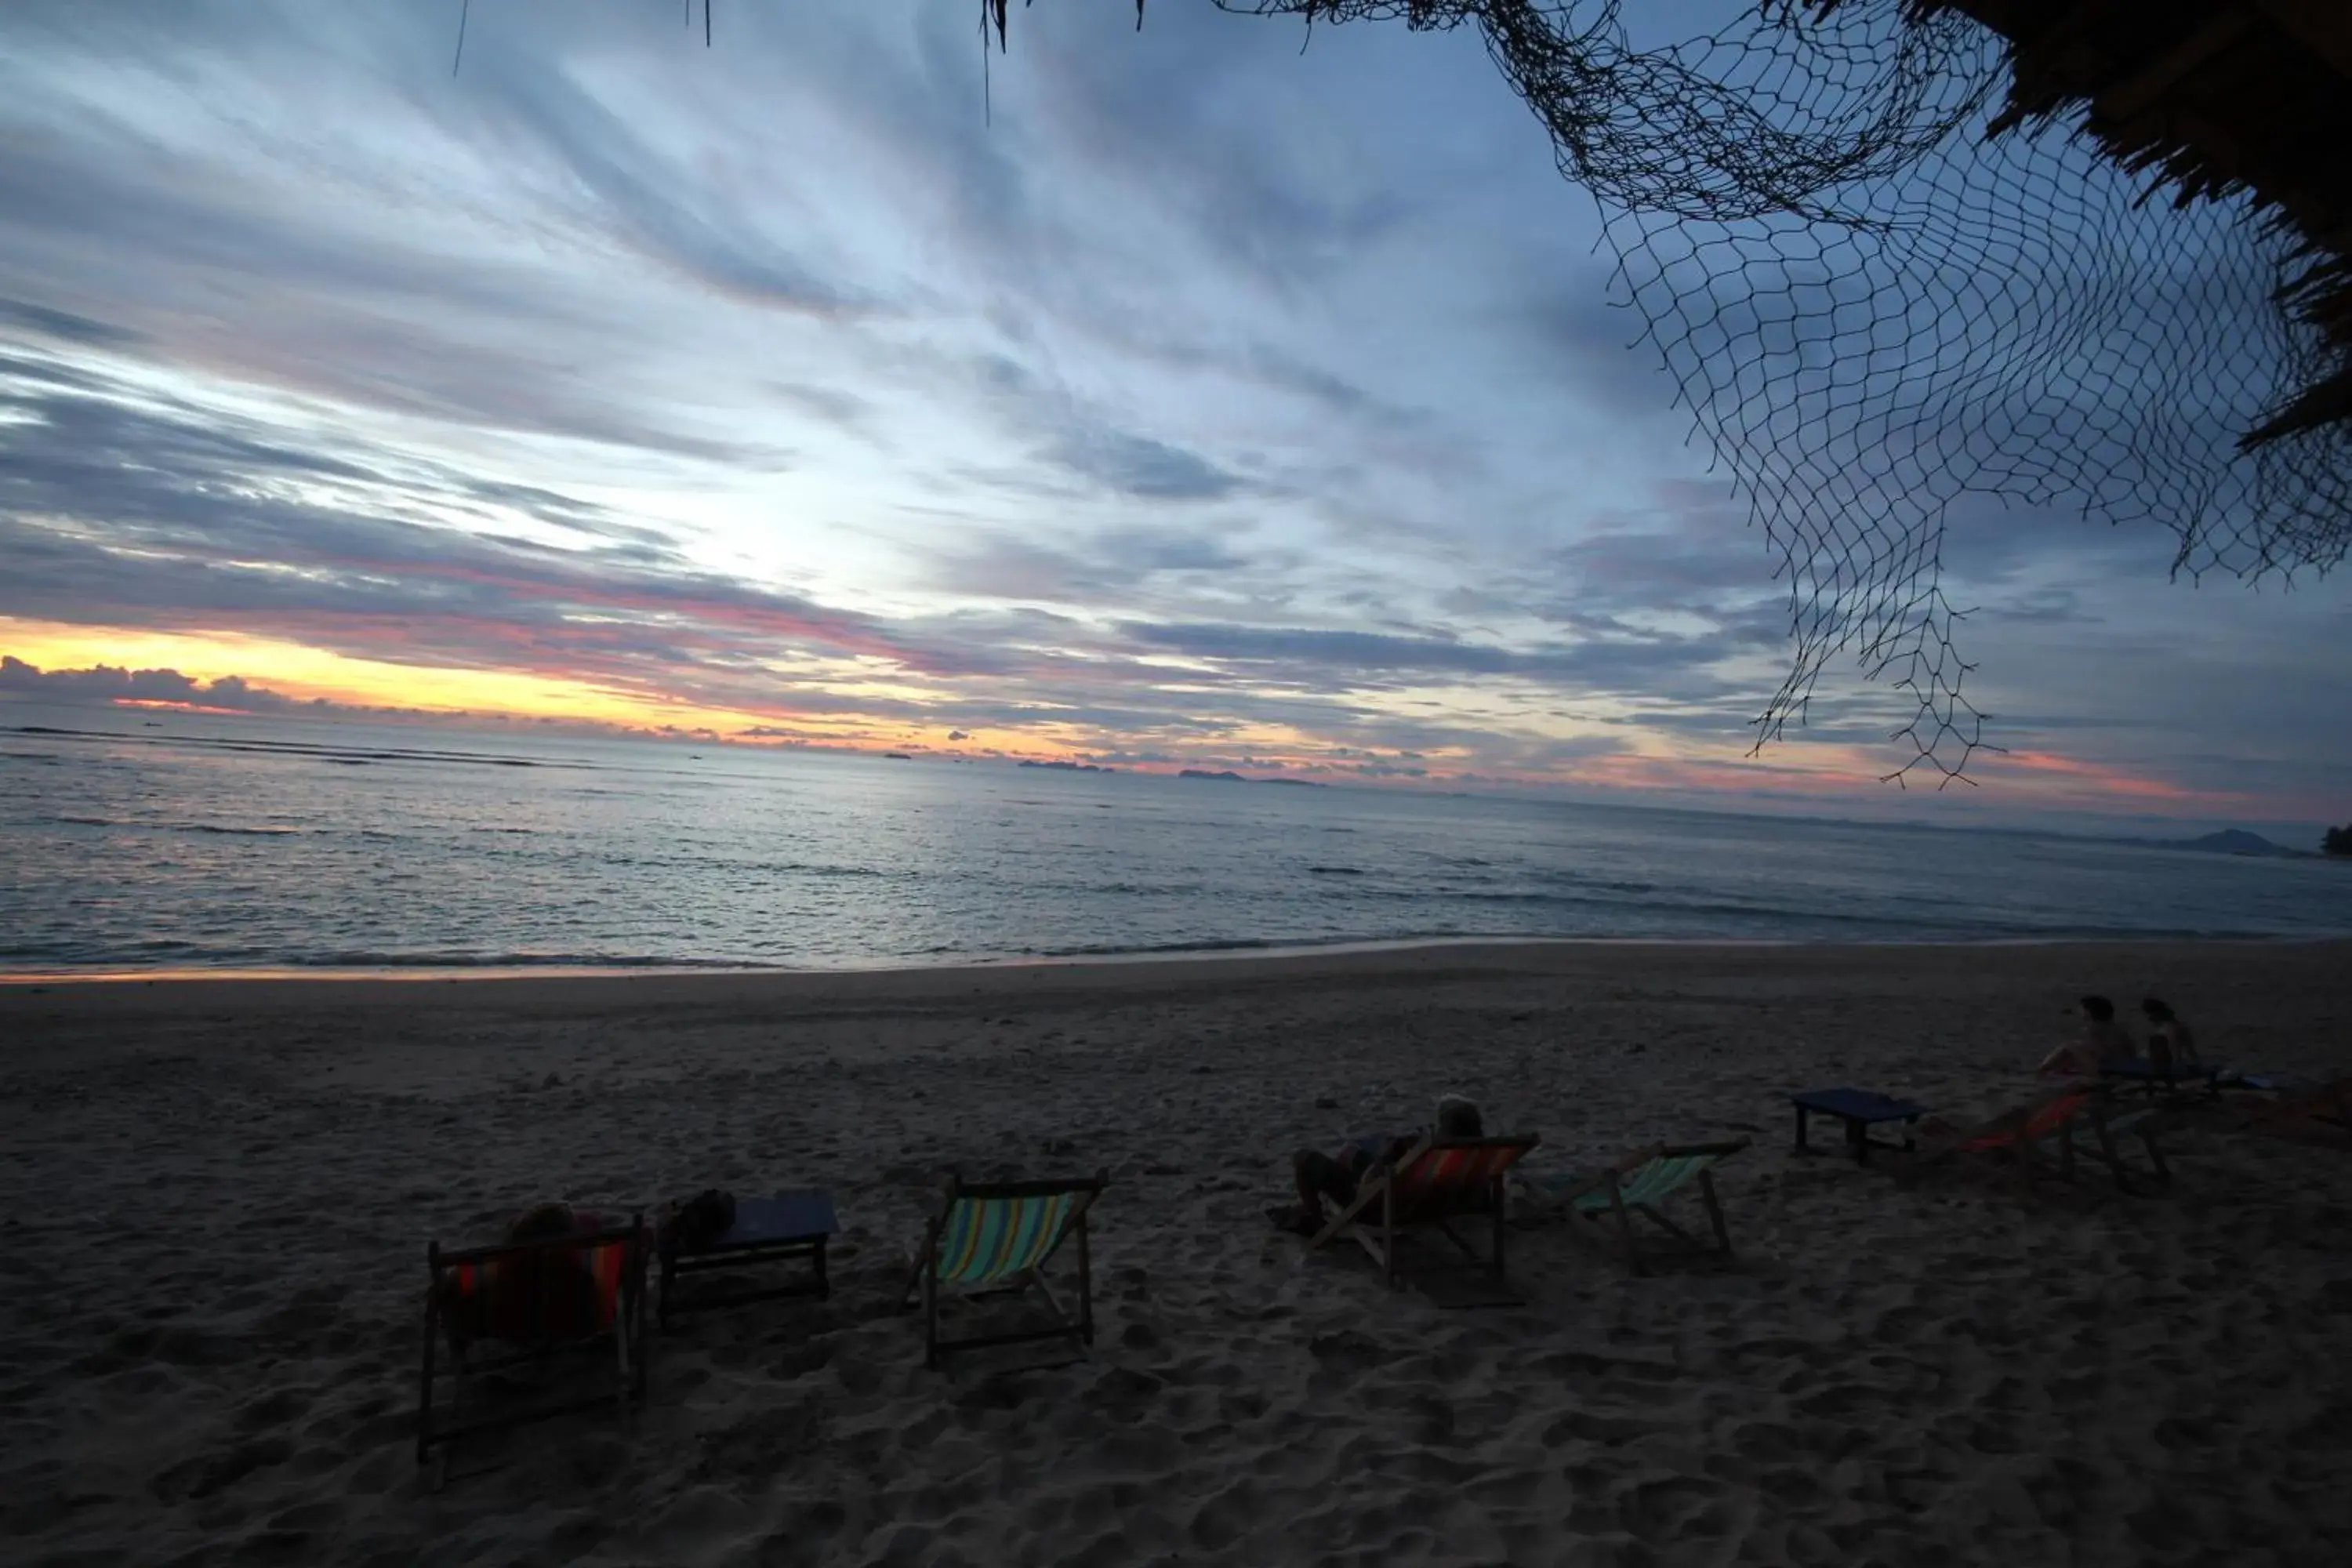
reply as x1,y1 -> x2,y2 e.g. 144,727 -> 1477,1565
1196,0 -> 2351,782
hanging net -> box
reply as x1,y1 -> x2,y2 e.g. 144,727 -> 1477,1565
1200,0 -> 2351,782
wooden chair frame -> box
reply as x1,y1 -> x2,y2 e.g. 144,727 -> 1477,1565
1899,1093 -> 2091,1200
1305,1134 -> 1541,1298
1537,1140 -> 1746,1276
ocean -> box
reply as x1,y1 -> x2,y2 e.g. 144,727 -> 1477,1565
3,710 -> 2347,974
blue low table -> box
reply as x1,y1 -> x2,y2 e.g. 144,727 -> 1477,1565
659,1189 -> 838,1331
1789,1088 -> 1929,1163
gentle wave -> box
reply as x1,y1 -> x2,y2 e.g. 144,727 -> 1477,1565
297,950 -> 771,969
11,723 -> 569,771
1030,935 -> 1312,957
0,947 -> 774,972
8,713 -> 2348,972
51,815 -> 303,837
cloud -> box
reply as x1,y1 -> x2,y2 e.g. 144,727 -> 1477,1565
0,295 -> 143,349
1044,425 -> 1244,502
0,0 -> 2341,817
0,360 -> 910,687
2,654 -> 326,714
768,382 -> 877,434
929,526 -> 1253,603
1118,617 -> 1776,696
475,51 -> 876,319
0,35 -> 782,459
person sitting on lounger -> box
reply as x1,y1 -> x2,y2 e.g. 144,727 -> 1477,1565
1282,1094 -> 1485,1236
438,1203 -> 612,1351
2038,995 -> 2136,1076
2140,997 -> 2198,1071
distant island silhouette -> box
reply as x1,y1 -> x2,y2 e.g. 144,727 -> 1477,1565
1178,769 -> 1325,787
2140,829 -> 2314,859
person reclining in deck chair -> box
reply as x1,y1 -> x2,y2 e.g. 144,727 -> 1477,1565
1277,1094 -> 1485,1238
439,1202 -> 610,1352
2038,995 -> 2136,1076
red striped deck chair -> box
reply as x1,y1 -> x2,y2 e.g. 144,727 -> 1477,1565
900,1172 -> 1106,1368
417,1214 -> 648,1465
1898,1091 -> 2093,1197
1305,1134 -> 1540,1298
2235,1076 -> 2352,1145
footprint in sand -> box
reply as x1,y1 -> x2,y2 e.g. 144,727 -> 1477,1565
151,1436 -> 294,1504
1617,1475 -> 1727,1543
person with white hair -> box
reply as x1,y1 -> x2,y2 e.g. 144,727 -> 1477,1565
1280,1094 -> 1486,1237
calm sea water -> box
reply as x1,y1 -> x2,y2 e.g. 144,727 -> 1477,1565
3,710 -> 2348,972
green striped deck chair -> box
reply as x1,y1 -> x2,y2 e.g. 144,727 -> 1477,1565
418,1214 -> 648,1465
1306,1134 -> 1541,1298
1515,1140 -> 1746,1275
902,1172 -> 1106,1367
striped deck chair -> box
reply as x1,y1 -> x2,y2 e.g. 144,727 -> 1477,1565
2234,1076 -> 2352,1144
1305,1135 -> 1541,1297
418,1214 -> 648,1465
902,1172 -> 1105,1368
1900,1091 -> 2092,1197
1513,1141 -> 1745,1275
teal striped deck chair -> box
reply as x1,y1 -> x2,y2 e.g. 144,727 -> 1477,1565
1305,1134 -> 1541,1298
1514,1140 -> 1746,1275
902,1172 -> 1105,1367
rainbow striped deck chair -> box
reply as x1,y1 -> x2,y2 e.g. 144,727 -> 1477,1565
1514,1140 -> 1746,1275
902,1172 -> 1106,1368
1305,1134 -> 1541,1297
417,1214 -> 648,1465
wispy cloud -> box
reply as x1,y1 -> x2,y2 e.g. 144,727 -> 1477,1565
0,0 -> 2341,822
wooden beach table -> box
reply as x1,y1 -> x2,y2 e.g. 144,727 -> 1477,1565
1789,1087 -> 1929,1163
658,1189 -> 837,1331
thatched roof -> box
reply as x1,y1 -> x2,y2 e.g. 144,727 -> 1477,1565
1910,0 -> 2352,444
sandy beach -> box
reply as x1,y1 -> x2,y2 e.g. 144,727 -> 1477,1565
4,938 -> 2350,1566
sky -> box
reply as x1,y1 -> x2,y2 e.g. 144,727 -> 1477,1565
0,0 -> 2343,832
